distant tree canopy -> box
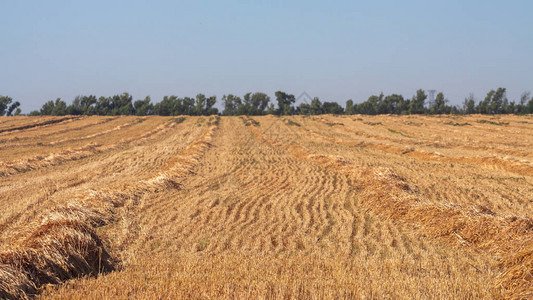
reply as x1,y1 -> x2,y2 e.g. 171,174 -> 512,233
341,88 -> 533,115
134,96 -> 154,116
40,98 -> 68,116
152,94 -> 218,116
6,87 -> 533,117
222,92 -> 270,116
0,96 -> 21,116
429,92 -> 452,114
275,91 -> 296,115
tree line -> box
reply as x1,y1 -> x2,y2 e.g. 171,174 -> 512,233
0,96 -> 21,116
1,88 -> 532,117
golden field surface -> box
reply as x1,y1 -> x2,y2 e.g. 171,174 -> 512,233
1,114 -> 533,299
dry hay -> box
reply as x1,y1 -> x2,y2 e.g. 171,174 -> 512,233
0,118 -> 219,298
0,120 -> 177,177
0,143 -> 103,177
498,247 -> 533,299
0,117 -> 78,135
0,117 -> 117,146
0,204 -> 115,299
1,115 -> 532,298
250,115 -> 533,298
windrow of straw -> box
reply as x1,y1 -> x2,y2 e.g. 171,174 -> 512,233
0,143 -> 103,177
291,119 -> 533,177
47,118 -> 145,146
0,118 -> 138,150
80,120 -> 217,257
317,115 -> 533,158
306,151 -> 533,298
0,117 -> 117,145
247,118 -> 533,298
0,117 -> 79,135
498,245 -> 533,299
0,120 -> 176,178
0,203 -> 115,300
0,118 -> 219,299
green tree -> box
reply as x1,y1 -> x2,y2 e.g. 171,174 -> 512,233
40,98 -> 68,115
478,88 -> 507,114
526,95 -> 533,114
298,102 -> 311,115
68,96 -> 84,115
266,103 -> 277,115
429,92 -> 451,114
246,92 -> 270,115
322,101 -> 344,114
206,95 -> 218,115
298,97 -> 323,115
194,94 -> 206,115
355,94 -> 382,115
514,91 -> 529,114
345,99 -> 354,115
492,88 -> 507,114
6,101 -> 21,116
81,95 -> 98,115
309,97 -> 323,115
134,96 -> 154,116
409,89 -> 427,114
462,94 -> 477,114
397,96 -> 410,115
379,94 -> 404,114
154,96 -> 180,116
520,92 -> 531,106
222,94 -> 242,116
275,91 -> 296,115
53,98 -> 68,115
0,96 -> 15,116
96,96 -> 112,115
515,92 -> 531,114
182,97 -> 195,115
192,94 -> 217,115
111,93 -> 134,115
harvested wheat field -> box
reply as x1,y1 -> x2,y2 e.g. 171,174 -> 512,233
1,114 -> 533,299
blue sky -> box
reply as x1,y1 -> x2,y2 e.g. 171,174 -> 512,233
1,0 -> 532,112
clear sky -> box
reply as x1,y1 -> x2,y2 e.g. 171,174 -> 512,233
1,0 -> 532,112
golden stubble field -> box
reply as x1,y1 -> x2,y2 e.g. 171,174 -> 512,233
0,114 -> 532,299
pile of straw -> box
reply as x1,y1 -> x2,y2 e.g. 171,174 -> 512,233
0,204 -> 115,299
